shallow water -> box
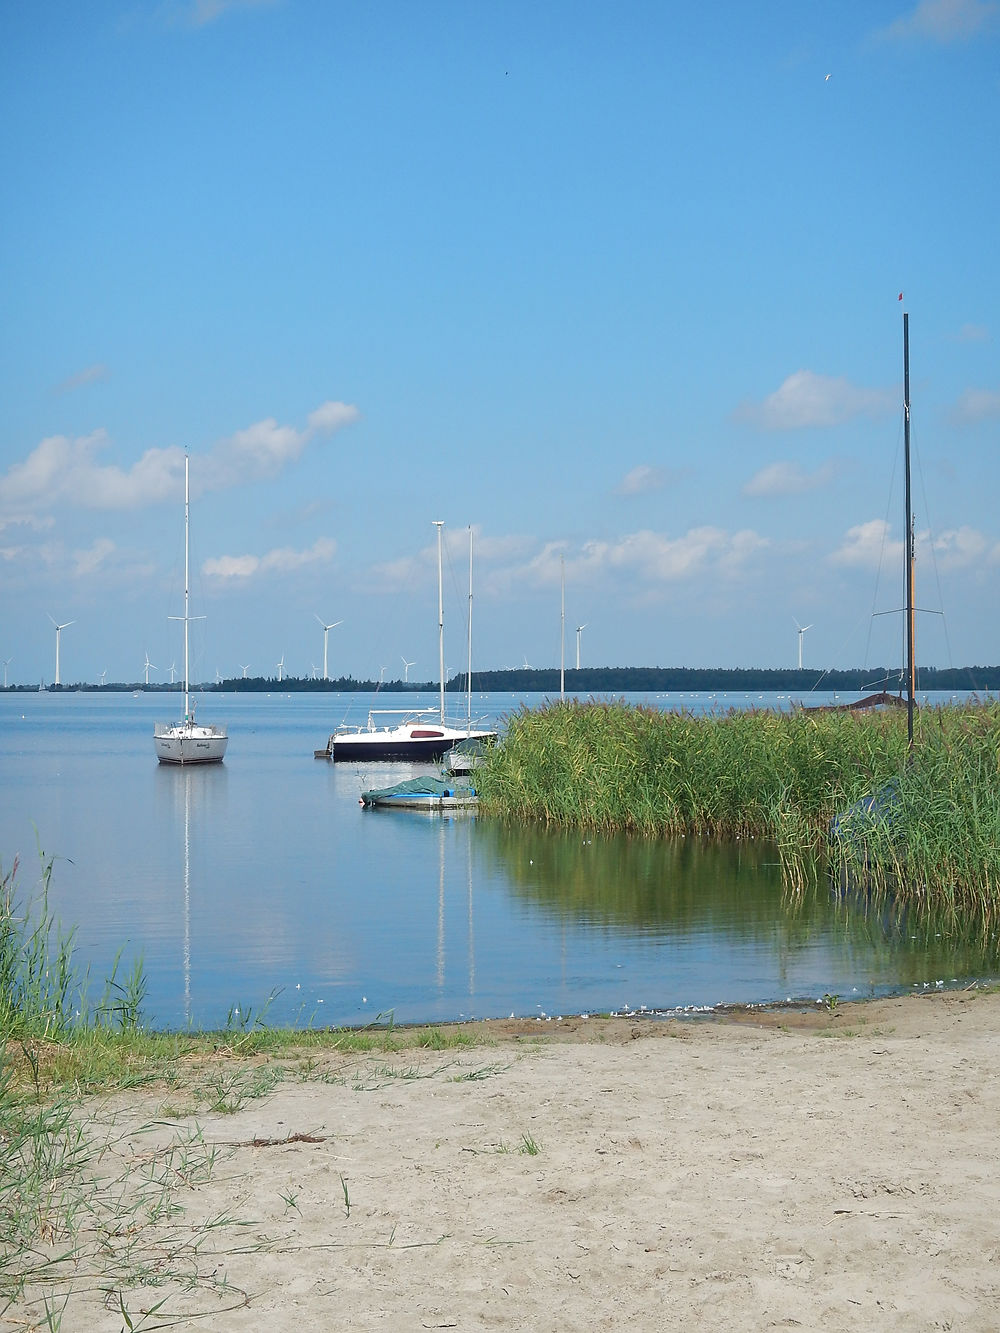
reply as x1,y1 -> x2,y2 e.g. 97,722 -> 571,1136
1,689 -> 995,1029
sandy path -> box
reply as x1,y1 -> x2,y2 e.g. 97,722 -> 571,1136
10,991 -> 1000,1332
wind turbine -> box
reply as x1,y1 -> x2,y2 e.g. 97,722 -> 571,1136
276,654 -> 285,683
794,617 -> 813,670
143,652 -> 158,686
168,662 -> 177,684
48,616 -> 75,687
315,615 -> 343,681
2,657 -> 11,689
401,656 -> 416,682
240,663 -> 250,678
575,623 -> 588,670
99,669 -> 107,687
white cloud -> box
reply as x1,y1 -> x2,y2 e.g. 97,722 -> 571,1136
368,526 -> 770,599
953,323 -> 990,343
204,400 -> 359,490
0,399 -> 359,514
743,460 -> 837,497
511,528 -> 770,587
736,370 -> 895,430
307,401 -> 360,436
875,0 -> 998,42
830,519 -> 902,570
0,431 -> 184,511
927,526 -> 998,569
72,538 -> 116,578
617,465 -> 665,496
54,363 -> 110,394
203,537 -> 335,581
466,532 -> 534,561
0,513 -> 55,535
830,519 -> 999,571
368,528 -> 534,593
951,388 -> 1000,424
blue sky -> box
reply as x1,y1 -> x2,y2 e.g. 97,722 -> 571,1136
1,0 -> 998,686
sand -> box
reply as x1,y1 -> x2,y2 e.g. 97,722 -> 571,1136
11,990 -> 1000,1332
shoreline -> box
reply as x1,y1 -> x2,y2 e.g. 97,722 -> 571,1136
11,987 -> 1000,1331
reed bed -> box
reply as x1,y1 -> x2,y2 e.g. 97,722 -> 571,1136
476,698 -> 1000,908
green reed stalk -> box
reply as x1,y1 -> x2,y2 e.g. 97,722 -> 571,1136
476,698 -> 1000,909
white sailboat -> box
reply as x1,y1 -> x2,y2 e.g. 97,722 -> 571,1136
154,456 -> 228,764
324,522 -> 495,762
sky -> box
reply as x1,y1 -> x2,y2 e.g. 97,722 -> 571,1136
1,0 -> 999,687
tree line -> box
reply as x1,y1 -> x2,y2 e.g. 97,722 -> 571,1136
11,665 -> 1000,693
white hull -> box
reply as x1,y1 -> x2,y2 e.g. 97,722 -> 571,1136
154,721 -> 228,764
365,793 -> 479,810
330,716 -> 494,762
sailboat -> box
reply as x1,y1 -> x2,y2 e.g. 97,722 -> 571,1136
828,306 -> 916,843
322,522 -> 496,762
153,456 -> 228,764
808,307 -> 917,731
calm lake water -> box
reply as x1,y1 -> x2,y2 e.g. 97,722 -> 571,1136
1,689 -> 995,1030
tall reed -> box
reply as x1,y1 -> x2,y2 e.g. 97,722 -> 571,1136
476,698 -> 1000,908
0,854 -> 146,1044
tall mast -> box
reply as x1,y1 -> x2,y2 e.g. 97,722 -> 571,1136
467,526 -> 473,731
903,311 -> 915,748
560,554 -> 565,700
434,520 -> 445,723
184,455 -> 191,723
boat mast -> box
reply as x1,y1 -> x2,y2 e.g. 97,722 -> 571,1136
183,455 -> 191,724
560,554 -> 565,700
434,520 -> 445,723
467,526 -> 473,731
903,310 -> 915,748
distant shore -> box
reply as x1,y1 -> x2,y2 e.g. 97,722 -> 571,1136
6,664 -> 1000,692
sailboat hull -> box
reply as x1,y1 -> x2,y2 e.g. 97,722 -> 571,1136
331,722 -> 493,762
154,722 -> 228,764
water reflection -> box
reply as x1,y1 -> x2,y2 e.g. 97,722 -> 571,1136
828,877 -> 1000,991
475,819 -> 1000,1006
3,691 -> 998,1028
478,821 -> 784,932
155,762 -> 229,1027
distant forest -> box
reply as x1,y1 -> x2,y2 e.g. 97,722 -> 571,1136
19,665 -> 1000,693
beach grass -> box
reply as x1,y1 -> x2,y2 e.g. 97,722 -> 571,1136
0,854 -> 478,1326
474,697 -> 1000,908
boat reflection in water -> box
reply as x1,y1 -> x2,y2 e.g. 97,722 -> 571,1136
155,760 -> 229,1027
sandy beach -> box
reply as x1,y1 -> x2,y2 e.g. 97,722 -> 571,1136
11,990 -> 1000,1332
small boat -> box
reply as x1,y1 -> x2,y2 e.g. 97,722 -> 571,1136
154,456 -> 228,765
443,735 -> 493,775
829,779 -> 899,850
806,688 -> 908,715
319,522 -> 495,761
360,774 -> 479,810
